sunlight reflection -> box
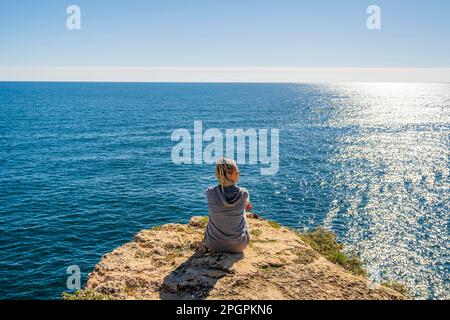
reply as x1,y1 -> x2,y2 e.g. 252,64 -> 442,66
323,83 -> 449,299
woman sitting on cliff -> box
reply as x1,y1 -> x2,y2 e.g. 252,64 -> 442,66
204,157 -> 253,254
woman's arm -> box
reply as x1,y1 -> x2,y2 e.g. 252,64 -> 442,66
245,201 -> 253,212
242,188 -> 252,212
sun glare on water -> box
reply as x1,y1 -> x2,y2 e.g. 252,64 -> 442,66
322,83 -> 449,299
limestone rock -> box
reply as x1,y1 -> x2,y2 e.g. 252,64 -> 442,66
72,215 -> 406,300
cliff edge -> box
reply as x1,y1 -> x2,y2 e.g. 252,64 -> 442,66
66,215 -> 406,300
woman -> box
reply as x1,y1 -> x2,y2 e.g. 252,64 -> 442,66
204,157 -> 253,254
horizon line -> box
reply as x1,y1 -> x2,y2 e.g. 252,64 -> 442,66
1,67 -> 450,83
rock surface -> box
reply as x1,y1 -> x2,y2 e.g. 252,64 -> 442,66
77,215 -> 405,300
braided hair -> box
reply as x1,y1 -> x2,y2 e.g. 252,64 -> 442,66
215,157 -> 238,191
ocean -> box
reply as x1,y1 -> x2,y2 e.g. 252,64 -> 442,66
0,82 -> 448,299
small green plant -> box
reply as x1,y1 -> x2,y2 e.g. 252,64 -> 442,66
251,239 -> 278,244
268,220 -> 281,229
299,227 -> 366,276
260,264 -> 273,272
259,265 -> 274,273
124,285 -> 135,295
62,289 -> 110,300
198,216 -> 209,227
292,248 -> 319,265
250,229 -> 262,237
381,281 -> 410,296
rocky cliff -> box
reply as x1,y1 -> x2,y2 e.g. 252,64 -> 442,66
66,215 -> 406,300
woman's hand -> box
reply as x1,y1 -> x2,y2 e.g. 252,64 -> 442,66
245,201 -> 253,212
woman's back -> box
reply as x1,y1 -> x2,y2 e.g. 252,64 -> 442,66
204,185 -> 249,253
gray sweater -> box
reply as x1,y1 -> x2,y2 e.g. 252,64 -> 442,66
204,185 -> 250,253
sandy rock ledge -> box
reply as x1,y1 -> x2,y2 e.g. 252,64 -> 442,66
67,215 -> 406,300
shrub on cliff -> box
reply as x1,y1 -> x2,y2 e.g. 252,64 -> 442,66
299,227 -> 366,276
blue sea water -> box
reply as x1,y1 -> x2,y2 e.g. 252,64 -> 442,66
0,82 -> 448,300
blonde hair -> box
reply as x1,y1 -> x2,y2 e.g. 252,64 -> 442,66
215,157 -> 238,191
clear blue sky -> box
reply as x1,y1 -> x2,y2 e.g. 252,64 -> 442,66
0,0 -> 449,68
